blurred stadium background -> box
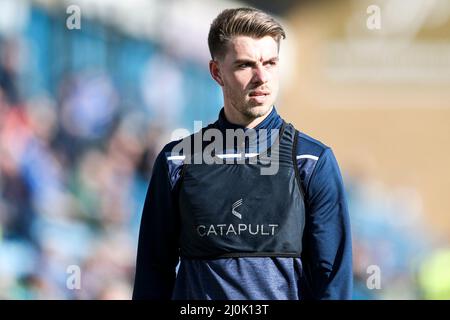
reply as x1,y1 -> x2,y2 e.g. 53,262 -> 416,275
0,0 -> 449,299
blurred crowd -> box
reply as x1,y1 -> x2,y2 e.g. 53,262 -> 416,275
0,4 -> 221,299
1,3 -> 449,300
0,39 -> 166,299
345,168 -> 449,299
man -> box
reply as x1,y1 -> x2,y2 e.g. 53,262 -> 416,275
133,7 -> 352,300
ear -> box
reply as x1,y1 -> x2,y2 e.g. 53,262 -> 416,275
209,60 -> 224,86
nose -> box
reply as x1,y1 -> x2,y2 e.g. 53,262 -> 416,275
252,65 -> 269,84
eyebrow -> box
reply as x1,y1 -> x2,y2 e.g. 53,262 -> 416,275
233,57 -> 279,66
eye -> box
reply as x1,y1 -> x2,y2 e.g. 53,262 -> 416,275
238,63 -> 251,69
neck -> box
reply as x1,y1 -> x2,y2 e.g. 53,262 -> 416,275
223,105 -> 273,129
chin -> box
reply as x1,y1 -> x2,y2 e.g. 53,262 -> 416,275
248,104 -> 272,116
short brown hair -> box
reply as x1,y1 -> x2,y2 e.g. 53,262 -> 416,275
208,7 -> 286,60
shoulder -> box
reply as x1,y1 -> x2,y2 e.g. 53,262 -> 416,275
152,139 -> 184,190
155,123 -> 217,188
159,122 -> 217,160
293,129 -> 341,194
295,130 -> 330,159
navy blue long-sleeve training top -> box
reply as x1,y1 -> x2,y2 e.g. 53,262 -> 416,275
133,106 -> 352,300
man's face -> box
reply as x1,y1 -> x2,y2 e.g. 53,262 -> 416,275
211,35 -> 280,120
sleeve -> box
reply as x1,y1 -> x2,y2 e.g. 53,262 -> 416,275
300,148 -> 353,300
132,149 -> 180,300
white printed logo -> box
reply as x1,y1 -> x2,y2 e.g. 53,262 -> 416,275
366,5 -> 381,30
366,265 -> 381,290
196,198 -> 279,237
66,265 -> 81,290
232,199 -> 243,219
66,5 -> 81,30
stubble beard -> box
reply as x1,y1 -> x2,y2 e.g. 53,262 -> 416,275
225,85 -> 275,123
240,96 -> 274,121
241,104 -> 271,119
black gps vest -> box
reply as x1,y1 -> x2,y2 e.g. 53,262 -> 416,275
178,122 -> 305,259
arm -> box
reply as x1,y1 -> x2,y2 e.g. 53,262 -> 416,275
132,149 -> 180,300
301,148 -> 353,299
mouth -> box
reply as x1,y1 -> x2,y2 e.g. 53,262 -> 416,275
248,91 -> 270,104
249,91 -> 270,97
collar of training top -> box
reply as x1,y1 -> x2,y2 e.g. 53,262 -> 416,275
216,105 -> 282,132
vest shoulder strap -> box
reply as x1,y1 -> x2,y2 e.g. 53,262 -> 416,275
290,125 -> 306,200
